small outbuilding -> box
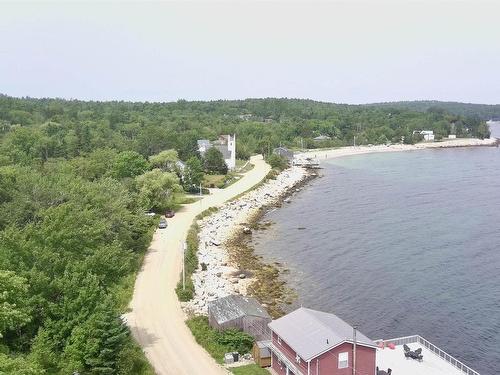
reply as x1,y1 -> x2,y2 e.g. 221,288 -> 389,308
208,295 -> 271,340
273,147 -> 294,161
252,340 -> 272,368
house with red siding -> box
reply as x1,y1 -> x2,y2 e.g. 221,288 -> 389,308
268,307 -> 377,375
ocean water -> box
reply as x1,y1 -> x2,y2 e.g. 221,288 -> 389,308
252,128 -> 500,375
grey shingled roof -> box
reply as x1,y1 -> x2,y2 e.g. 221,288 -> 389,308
214,144 -> 231,160
208,295 -> 271,324
268,307 -> 376,361
197,139 -> 211,150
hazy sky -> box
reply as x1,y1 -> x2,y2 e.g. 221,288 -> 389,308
1,1 -> 499,104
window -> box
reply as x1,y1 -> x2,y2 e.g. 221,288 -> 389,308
338,352 -> 348,369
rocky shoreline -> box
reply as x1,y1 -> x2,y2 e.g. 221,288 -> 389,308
181,166 -> 314,316
181,138 -> 499,318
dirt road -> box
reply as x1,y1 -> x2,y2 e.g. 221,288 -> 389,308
124,155 -> 271,375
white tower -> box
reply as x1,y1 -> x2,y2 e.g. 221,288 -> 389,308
227,134 -> 236,170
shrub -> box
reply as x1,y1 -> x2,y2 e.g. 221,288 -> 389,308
186,316 -> 254,363
266,154 -> 288,171
216,329 -> 254,355
175,222 -> 199,301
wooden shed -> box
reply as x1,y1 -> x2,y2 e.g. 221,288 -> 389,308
208,295 -> 271,341
252,340 -> 271,368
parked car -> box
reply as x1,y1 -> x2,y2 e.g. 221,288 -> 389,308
165,210 -> 175,218
145,211 -> 156,217
158,219 -> 168,229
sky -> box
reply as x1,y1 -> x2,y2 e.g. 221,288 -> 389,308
0,1 -> 499,104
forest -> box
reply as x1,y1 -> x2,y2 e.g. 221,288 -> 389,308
0,94 -> 492,374
366,100 -> 500,120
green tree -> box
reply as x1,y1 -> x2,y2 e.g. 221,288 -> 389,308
62,300 -> 128,374
182,157 -> 204,192
476,122 -> 490,139
112,151 -> 149,178
136,169 -> 183,211
0,353 -> 44,375
0,270 -> 31,338
266,154 -> 288,170
148,149 -> 179,173
204,148 -> 228,175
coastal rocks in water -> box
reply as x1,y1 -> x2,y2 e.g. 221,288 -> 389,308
182,165 -> 309,315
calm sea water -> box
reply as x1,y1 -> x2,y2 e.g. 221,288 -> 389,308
252,126 -> 500,375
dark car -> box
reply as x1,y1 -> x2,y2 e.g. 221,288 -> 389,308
165,210 -> 175,218
158,219 -> 168,229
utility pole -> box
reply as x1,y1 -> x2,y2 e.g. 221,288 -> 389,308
352,325 -> 357,375
199,183 -> 202,208
182,241 -> 187,290
354,135 -> 356,147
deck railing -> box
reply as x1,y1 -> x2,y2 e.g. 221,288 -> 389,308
375,335 -> 480,375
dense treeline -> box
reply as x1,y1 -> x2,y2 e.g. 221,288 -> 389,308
0,94 -> 492,374
366,100 -> 500,120
0,95 -> 491,163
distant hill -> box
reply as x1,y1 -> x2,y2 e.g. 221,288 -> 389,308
365,100 -> 500,120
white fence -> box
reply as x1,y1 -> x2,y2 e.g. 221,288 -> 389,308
375,335 -> 480,375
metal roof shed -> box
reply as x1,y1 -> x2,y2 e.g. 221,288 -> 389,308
208,295 -> 271,341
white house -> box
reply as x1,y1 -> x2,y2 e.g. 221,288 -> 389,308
197,134 -> 236,171
420,130 -> 434,141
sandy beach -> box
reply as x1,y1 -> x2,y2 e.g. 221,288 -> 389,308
296,137 -> 498,161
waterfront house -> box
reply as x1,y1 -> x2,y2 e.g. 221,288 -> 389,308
208,295 -> 271,340
197,134 -> 236,170
268,307 -> 377,375
313,135 -> 332,141
420,130 -> 435,141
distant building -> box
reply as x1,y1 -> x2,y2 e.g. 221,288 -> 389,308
313,135 -> 332,141
237,114 -> 253,121
448,134 -> 457,139
197,134 -> 236,170
208,295 -> 271,340
197,139 -> 212,154
273,147 -> 294,161
420,130 -> 435,141
268,307 -> 376,375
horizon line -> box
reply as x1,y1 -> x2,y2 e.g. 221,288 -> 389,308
1,93 -> 499,107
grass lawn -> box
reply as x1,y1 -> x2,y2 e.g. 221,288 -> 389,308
236,159 -> 254,173
180,196 -> 202,204
203,173 -> 243,189
203,174 -> 227,188
230,364 -> 269,375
